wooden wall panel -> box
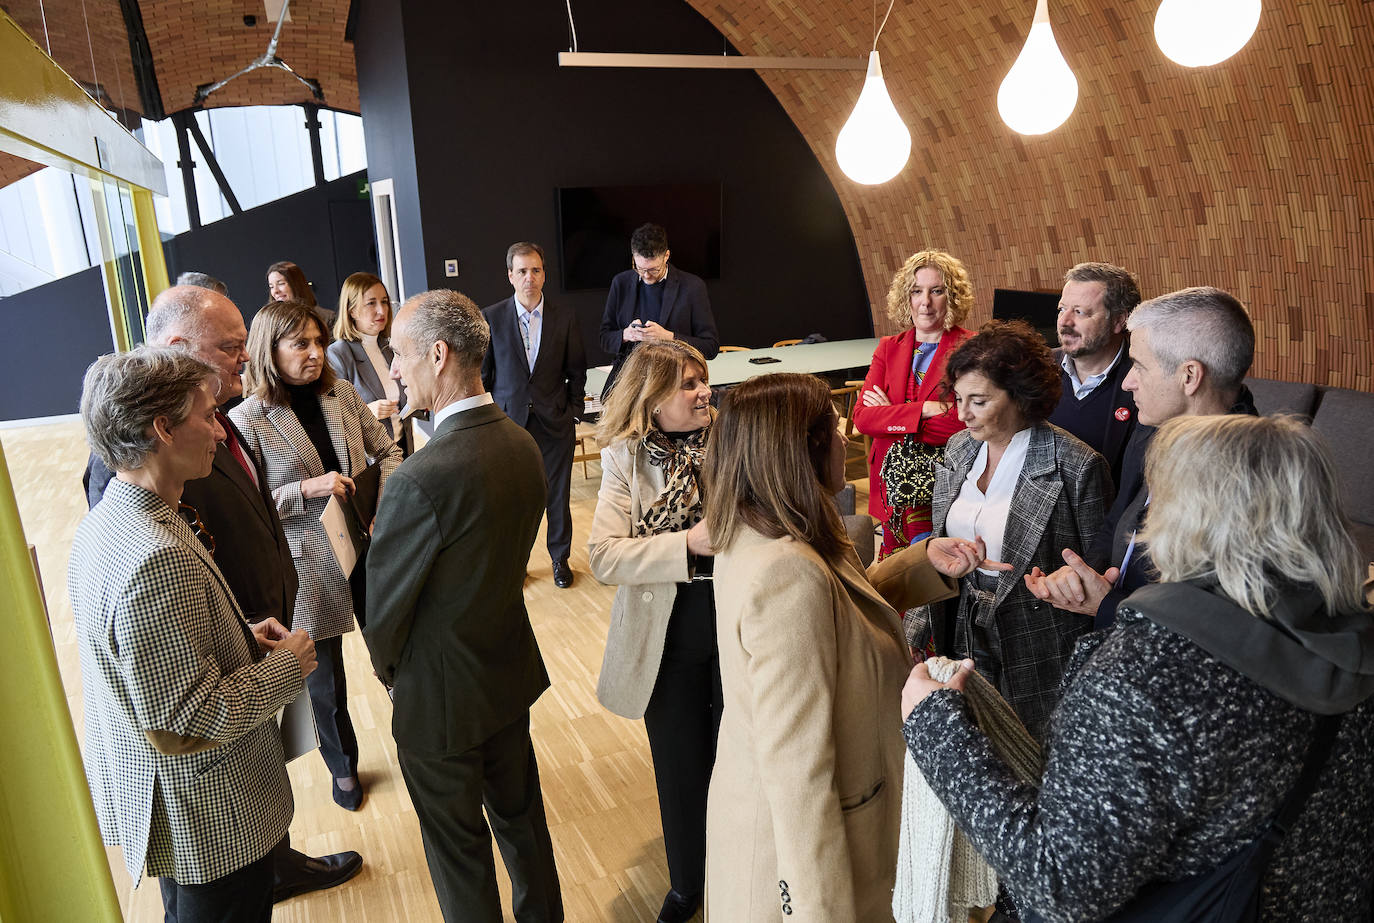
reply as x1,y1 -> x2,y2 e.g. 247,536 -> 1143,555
691,0 -> 1374,390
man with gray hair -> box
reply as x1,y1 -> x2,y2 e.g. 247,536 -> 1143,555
175,270 -> 228,295
82,285 -> 364,903
72,346 -> 318,919
365,289 -> 563,922
1047,261 -> 1142,487
1026,285 -> 1257,628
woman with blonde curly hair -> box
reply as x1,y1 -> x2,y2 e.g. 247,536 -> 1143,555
853,249 -> 975,558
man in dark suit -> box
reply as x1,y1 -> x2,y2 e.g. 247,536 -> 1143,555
365,289 -> 562,923
482,242 -> 587,588
1046,261 -> 1141,489
1026,286 -> 1257,628
597,222 -> 719,396
82,284 -> 363,904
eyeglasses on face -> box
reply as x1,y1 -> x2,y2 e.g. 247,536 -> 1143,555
631,258 -> 668,281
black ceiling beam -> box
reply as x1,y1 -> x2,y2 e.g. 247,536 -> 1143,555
117,0 -> 165,121
171,112 -> 201,230
344,0 -> 360,43
184,113 -> 244,216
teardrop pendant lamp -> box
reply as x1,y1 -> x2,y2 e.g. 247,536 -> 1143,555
1154,0 -> 1262,68
835,0 -> 911,185
996,0 -> 1079,136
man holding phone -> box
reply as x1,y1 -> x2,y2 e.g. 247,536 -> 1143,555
597,223 -> 719,396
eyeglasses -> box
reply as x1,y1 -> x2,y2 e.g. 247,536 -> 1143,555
631,259 -> 668,282
178,502 -> 217,555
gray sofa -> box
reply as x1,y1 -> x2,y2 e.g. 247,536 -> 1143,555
1246,377 -> 1374,562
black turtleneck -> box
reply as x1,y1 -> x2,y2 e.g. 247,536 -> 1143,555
286,383 -> 341,473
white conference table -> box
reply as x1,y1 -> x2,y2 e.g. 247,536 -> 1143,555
586,337 -> 881,398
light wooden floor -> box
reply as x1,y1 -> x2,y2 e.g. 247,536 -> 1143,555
1,419 -> 872,923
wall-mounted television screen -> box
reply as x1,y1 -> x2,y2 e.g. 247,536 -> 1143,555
557,183 -> 722,291
992,288 -> 1062,346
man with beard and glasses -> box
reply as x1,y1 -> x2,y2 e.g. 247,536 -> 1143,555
1046,262 -> 1141,489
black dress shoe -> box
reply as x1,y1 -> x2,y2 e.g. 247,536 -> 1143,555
657,889 -> 700,923
272,850 -> 364,903
332,776 -> 364,811
552,560 -> 574,588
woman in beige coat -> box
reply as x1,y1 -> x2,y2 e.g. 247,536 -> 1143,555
589,339 -> 719,923
703,373 -> 983,922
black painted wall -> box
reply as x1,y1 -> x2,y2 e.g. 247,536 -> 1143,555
353,0 -> 870,363
164,171 -> 375,320
1,267 -> 111,421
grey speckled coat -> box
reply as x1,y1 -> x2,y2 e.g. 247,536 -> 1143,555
904,586 -> 1374,922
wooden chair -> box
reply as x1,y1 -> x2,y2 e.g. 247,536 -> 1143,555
717,345 -> 751,352
844,379 -> 873,460
573,420 -> 600,478
772,338 -> 803,348
830,383 -> 867,465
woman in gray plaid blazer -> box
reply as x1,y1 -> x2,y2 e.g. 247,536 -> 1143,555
233,300 -> 401,810
910,321 -> 1113,745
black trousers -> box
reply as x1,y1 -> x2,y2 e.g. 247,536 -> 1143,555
306,634 -> 359,780
159,837 -> 279,923
398,713 -> 563,923
525,414 -> 574,564
642,584 -> 723,901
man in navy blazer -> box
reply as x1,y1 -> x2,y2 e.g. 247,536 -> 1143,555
1046,261 -> 1142,489
482,242 -> 588,588
597,223 -> 719,397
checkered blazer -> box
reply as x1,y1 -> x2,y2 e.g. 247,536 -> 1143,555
914,422 -> 1113,740
68,478 -> 303,885
231,380 -> 401,639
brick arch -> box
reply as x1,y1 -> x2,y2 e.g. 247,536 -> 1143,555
686,0 -> 1373,389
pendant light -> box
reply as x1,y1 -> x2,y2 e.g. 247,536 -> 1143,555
835,0 -> 911,185
1154,0 -> 1262,68
996,0 -> 1078,136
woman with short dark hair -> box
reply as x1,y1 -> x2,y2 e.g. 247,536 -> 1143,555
910,320 -> 1112,743
232,299 -> 401,810
902,414 -> 1374,920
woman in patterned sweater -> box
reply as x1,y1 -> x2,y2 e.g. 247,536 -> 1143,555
901,414 -> 1374,921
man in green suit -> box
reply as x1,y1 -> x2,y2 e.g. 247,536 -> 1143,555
364,289 -> 563,923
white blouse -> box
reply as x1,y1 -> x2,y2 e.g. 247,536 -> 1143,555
944,428 -> 1032,575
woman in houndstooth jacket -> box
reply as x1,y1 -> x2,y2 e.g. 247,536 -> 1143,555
233,299 -> 401,811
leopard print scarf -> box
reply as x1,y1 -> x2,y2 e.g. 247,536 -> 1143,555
635,426 -> 709,536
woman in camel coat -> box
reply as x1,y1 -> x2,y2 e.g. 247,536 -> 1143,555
703,372 -> 985,922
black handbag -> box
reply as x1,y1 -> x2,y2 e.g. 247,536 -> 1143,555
879,434 -> 943,517
1024,714 -> 1341,923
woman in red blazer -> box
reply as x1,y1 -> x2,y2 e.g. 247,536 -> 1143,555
853,250 -> 974,558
